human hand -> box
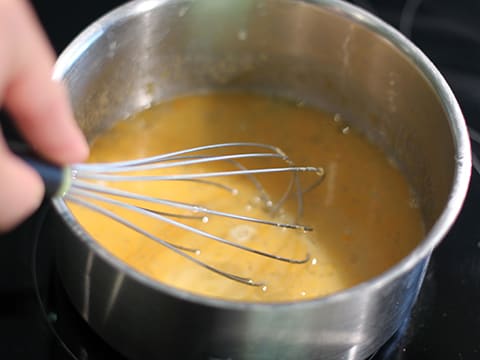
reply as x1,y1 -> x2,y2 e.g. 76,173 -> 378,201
0,0 -> 89,232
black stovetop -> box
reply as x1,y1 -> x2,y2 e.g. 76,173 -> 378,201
1,1 -> 479,359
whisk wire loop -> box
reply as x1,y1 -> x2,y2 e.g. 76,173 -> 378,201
67,143 -> 325,286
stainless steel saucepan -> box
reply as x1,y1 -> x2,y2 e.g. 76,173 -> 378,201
44,0 -> 471,359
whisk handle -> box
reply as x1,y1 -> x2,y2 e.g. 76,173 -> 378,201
7,140 -> 70,198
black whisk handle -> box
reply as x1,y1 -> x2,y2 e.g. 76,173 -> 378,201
7,140 -> 65,198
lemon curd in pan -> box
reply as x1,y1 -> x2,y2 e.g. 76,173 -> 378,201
69,93 -> 424,302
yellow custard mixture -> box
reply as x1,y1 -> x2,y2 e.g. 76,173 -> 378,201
69,93 -> 424,302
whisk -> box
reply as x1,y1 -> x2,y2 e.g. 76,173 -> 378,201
12,141 -> 325,287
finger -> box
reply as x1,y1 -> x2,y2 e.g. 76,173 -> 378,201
0,0 -> 89,165
0,136 -> 43,232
